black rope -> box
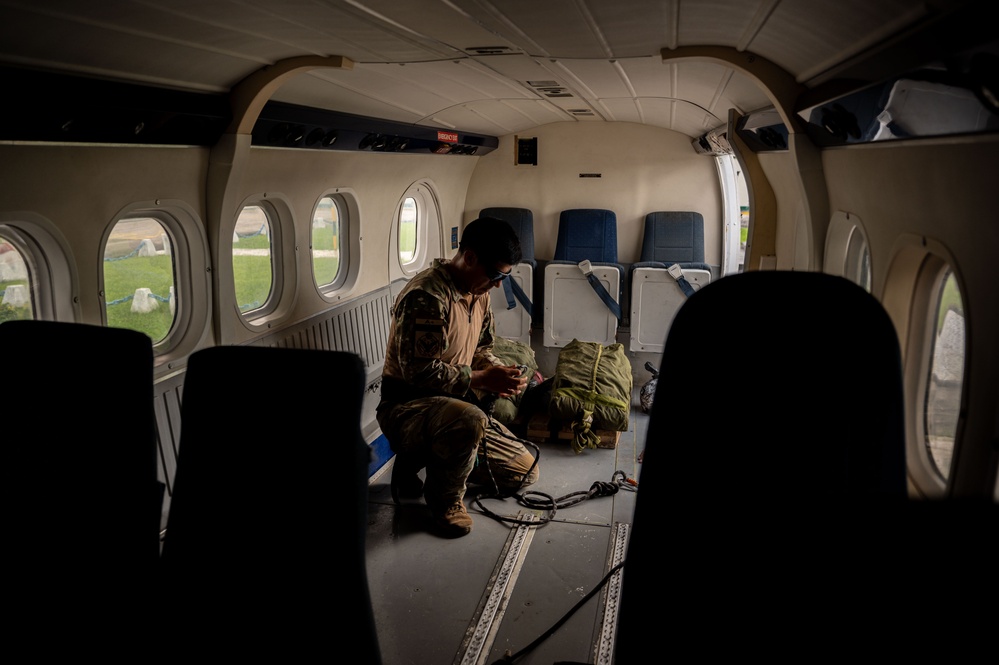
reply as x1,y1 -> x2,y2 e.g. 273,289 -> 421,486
470,410 -> 638,527
490,559 -> 627,664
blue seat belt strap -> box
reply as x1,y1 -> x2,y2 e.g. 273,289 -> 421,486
666,263 -> 696,297
578,260 -> 622,320
501,274 -> 534,318
501,275 -> 516,309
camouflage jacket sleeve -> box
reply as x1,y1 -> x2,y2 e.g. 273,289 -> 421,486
393,289 -> 472,396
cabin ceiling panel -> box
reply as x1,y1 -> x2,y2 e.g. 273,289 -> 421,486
273,60 -> 546,127
631,97 -> 724,136
426,100 -> 570,135
394,60 -> 539,103
329,0 -> 523,57
0,0 -> 985,144
618,56 -> 677,98
554,59 -> 633,99
135,0 -> 466,62
675,60 -> 773,117
750,0 -> 927,82
446,0 -> 609,59
448,0 -> 678,59
599,99 -> 644,126
0,4 -> 253,92
674,2 -> 760,49
579,4 -> 677,57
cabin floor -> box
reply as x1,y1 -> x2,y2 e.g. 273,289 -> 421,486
365,334 -> 651,665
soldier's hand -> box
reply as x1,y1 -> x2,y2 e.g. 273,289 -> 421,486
471,364 -> 527,398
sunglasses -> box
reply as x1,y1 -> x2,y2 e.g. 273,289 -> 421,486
485,266 -> 512,282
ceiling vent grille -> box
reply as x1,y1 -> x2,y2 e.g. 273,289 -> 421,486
465,46 -> 517,55
526,81 -> 573,98
568,109 -> 595,116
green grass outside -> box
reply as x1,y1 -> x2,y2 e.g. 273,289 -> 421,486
234,233 -> 271,250
399,220 -> 416,262
312,224 -> 340,285
104,255 -> 177,342
233,255 -> 273,313
102,248 -> 279,341
0,278 -> 32,322
5,223 -> 342,335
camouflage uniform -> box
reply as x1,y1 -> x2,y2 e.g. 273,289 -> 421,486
377,259 -> 539,513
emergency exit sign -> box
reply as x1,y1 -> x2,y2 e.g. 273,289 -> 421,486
437,131 -> 458,143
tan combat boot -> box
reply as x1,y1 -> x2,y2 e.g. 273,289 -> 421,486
434,500 -> 473,538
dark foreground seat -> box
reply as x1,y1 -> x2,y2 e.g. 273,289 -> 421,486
616,271 -> 997,659
0,319 -> 160,643
160,344 -> 380,662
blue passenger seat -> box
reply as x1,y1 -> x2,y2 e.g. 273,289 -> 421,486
629,211 -> 712,352
160,345 -> 381,662
480,206 -> 535,343
543,208 -> 625,347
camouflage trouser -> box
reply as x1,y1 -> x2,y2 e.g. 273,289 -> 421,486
377,396 -> 539,510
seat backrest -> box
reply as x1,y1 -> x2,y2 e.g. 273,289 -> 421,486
629,211 -> 710,353
160,344 -> 380,661
0,320 -> 160,604
639,211 -> 705,263
481,207 -> 536,342
480,207 -> 535,266
616,271 -> 909,660
553,209 -> 618,263
647,270 -> 907,494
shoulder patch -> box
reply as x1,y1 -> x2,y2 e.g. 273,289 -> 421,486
414,317 -> 445,359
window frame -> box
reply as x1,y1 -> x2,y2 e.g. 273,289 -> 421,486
394,182 -> 439,277
231,193 -> 297,332
917,261 -> 965,484
886,236 -> 967,498
101,200 -> 210,367
824,210 -> 872,291
0,213 -> 79,323
311,192 -> 348,295
101,215 -> 179,345
0,227 -> 39,321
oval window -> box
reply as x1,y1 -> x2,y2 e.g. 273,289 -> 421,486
0,232 -> 34,321
923,267 -> 964,480
312,195 -> 343,289
233,204 -> 274,314
102,217 -> 177,343
398,197 -> 418,266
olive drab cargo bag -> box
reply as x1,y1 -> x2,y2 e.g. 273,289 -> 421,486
549,339 -> 632,452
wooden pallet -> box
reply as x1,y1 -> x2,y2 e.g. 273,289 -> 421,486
525,413 -> 621,449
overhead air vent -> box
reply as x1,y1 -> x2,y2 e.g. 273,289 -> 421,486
526,81 -> 574,98
465,46 -> 518,55
568,109 -> 595,116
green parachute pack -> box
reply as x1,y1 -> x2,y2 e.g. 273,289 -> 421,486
549,339 -> 632,453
